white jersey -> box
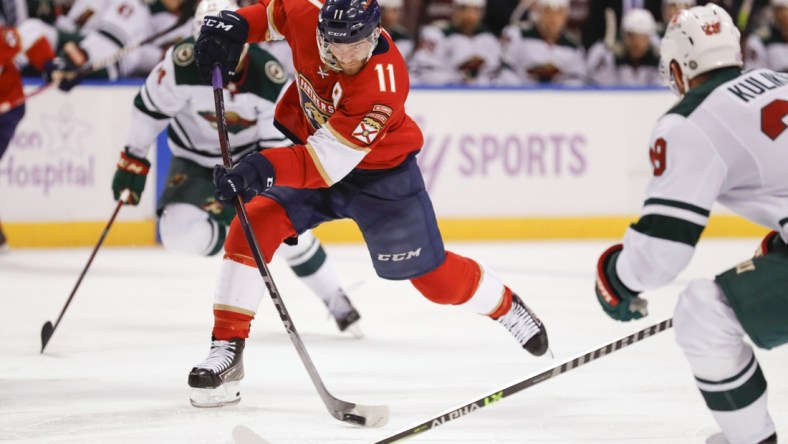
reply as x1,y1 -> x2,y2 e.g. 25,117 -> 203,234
586,41 -> 661,86
617,68 -> 788,292
77,0 -> 191,78
126,37 -> 291,168
409,21 -> 501,85
745,26 -> 788,73
497,22 -> 586,86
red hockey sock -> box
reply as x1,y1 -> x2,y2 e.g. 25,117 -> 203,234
410,251 -> 481,305
212,309 -> 254,340
488,287 -> 513,319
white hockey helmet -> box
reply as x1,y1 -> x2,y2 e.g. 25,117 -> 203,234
663,0 -> 696,6
622,9 -> 657,35
658,4 -> 742,96
378,0 -> 404,8
536,0 -> 569,9
194,0 -> 240,39
453,0 -> 485,8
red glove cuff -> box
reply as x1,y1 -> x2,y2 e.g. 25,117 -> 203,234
117,151 -> 150,175
596,244 -> 624,307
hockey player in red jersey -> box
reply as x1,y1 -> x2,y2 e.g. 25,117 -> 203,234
186,0 -> 549,407
594,5 -> 787,444
0,27 -> 55,250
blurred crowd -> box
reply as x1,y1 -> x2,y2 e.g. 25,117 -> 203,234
0,0 -> 786,90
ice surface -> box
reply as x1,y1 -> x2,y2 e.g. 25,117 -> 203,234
1,239 -> 785,443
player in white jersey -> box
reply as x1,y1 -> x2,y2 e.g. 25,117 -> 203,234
587,9 -> 662,86
594,5 -> 787,444
408,0 -> 501,85
745,0 -> 788,72
497,0 -> 586,86
111,0 -> 362,335
39,0 -> 194,91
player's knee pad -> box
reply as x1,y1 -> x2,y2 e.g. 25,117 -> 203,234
674,278 -> 752,379
410,251 -> 504,314
159,203 -> 224,256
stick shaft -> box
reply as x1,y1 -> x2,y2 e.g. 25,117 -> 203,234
41,191 -> 128,353
373,318 -> 674,443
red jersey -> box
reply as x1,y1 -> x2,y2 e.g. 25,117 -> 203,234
238,0 -> 423,189
0,27 -> 54,110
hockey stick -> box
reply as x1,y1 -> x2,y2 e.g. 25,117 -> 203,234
210,66 -> 389,428
1,7 -> 194,116
40,189 -> 130,353
372,318 -> 674,443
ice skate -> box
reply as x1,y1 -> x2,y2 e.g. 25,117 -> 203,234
326,292 -> 363,338
706,432 -> 777,444
496,293 -> 548,356
188,338 -> 245,407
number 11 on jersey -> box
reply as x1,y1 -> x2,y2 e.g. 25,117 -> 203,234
375,64 -> 396,93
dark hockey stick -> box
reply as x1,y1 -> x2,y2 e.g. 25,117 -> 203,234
210,66 -> 389,428
40,189 -> 130,353
372,318 -> 674,443
1,6 -> 195,116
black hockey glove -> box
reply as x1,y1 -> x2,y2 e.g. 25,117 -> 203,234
194,10 -> 249,86
595,244 -> 649,322
42,57 -> 82,92
213,152 -> 275,206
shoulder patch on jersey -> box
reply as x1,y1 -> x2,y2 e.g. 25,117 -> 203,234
352,117 -> 383,145
264,60 -> 287,84
173,42 -> 194,67
372,104 -> 393,117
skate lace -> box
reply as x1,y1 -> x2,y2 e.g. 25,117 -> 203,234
195,340 -> 236,373
497,301 -> 540,346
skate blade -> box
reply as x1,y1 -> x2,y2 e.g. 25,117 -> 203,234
189,381 -> 241,408
344,323 -> 364,339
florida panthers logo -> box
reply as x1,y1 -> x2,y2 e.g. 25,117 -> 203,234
297,74 -> 334,130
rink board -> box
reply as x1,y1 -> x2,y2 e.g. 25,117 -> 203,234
0,82 -> 769,247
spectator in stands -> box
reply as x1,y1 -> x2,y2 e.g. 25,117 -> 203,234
409,0 -> 501,85
582,0 -> 662,49
497,0 -> 587,85
658,0 -> 695,34
587,8 -> 661,85
380,0 -> 414,60
37,0 -> 194,90
745,0 -> 788,71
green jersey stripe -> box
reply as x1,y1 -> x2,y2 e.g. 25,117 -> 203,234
631,214 -> 704,246
644,198 -> 711,217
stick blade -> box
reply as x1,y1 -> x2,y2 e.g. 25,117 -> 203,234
335,403 -> 389,428
40,321 -> 54,353
232,425 -> 274,444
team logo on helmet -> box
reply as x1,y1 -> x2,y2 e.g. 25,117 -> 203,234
701,22 -> 721,35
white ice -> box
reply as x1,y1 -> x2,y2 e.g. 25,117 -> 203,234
1,239 -> 786,444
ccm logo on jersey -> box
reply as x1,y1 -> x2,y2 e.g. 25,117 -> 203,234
377,248 -> 421,261
203,18 -> 234,31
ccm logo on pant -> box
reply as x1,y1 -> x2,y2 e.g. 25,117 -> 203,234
377,248 -> 421,262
